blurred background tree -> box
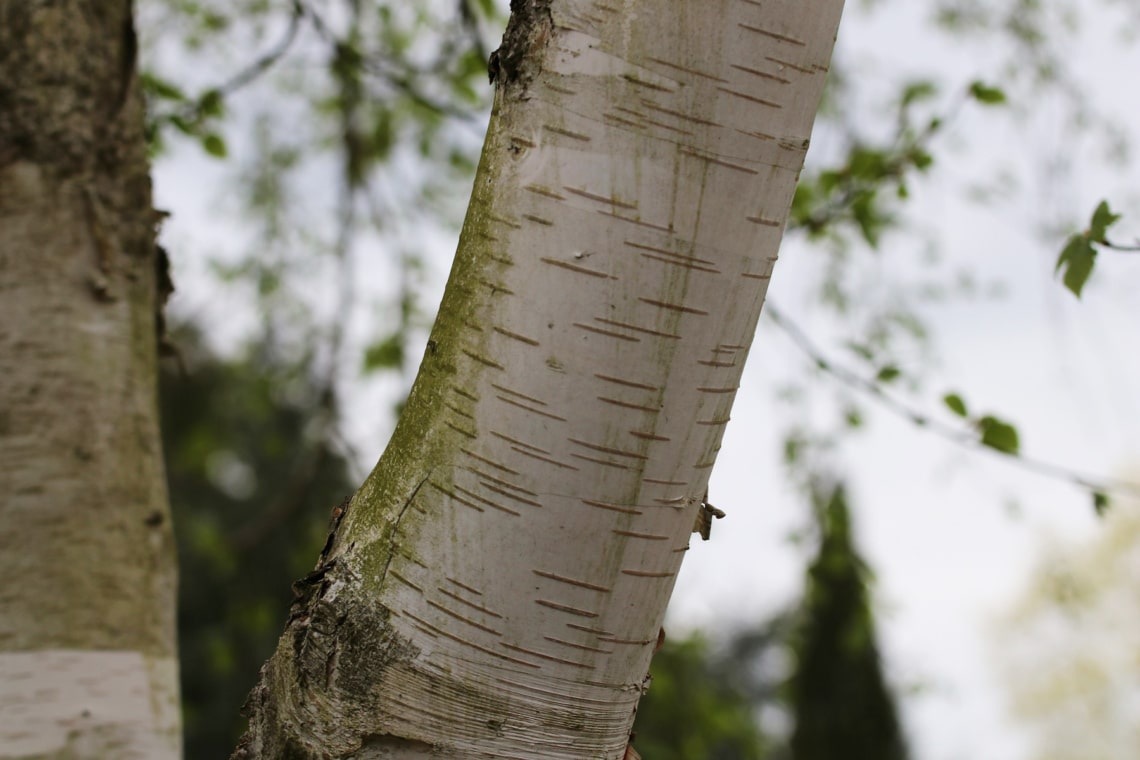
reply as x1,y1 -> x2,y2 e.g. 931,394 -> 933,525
160,325 -> 357,758
993,487 -> 1140,760
786,483 -> 908,760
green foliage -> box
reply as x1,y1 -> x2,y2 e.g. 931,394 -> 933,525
160,326 -> 356,759
362,333 -> 405,372
635,636 -> 770,760
875,365 -> 901,383
968,80 -> 1008,105
788,484 -> 909,760
942,392 -> 969,417
1054,200 -> 1122,298
978,414 -> 1020,455
202,132 -> 228,157
140,70 -> 229,159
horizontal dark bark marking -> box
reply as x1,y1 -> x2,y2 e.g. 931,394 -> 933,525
425,599 -> 503,635
571,453 -> 630,470
638,297 -> 709,315
492,431 -> 549,454
541,256 -> 612,279
563,186 -> 637,209
572,322 -> 640,342
647,56 -> 728,83
389,569 -> 423,592
621,569 -> 676,578
502,642 -> 593,669
612,529 -> 669,540
445,420 -> 478,439
496,395 -> 568,421
401,610 -> 538,668
535,599 -> 599,618
461,348 -> 505,370
512,447 -> 580,471
738,23 -> 806,46
731,63 -> 791,84
454,484 -> 522,516
569,438 -> 648,459
680,146 -> 759,175
628,431 -> 670,441
524,184 -> 566,200
543,124 -> 592,141
493,326 -> 540,346
446,576 -> 484,596
717,86 -> 782,109
437,587 -> 504,618
596,210 -> 673,233
479,481 -> 543,507
597,396 -> 661,413
460,447 -> 519,475
533,569 -> 611,592
594,373 -> 658,391
596,317 -> 681,340
581,499 -> 643,516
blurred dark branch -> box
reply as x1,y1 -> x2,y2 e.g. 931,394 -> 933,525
175,0 -> 306,125
458,0 -> 492,67
304,2 -> 482,122
216,0 -> 306,99
1102,239 -> 1140,252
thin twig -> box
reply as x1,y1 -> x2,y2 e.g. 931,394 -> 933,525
764,301 -> 1140,499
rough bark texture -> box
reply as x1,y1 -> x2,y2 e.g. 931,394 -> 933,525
0,1 -> 180,757
236,1 -> 844,758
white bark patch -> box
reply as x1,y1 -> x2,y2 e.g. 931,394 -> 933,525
0,650 -> 180,759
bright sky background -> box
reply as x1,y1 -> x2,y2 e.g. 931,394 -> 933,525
152,2 -> 1140,759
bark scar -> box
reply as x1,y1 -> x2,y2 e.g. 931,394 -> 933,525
82,185 -> 117,301
376,474 -> 431,585
487,0 -> 553,92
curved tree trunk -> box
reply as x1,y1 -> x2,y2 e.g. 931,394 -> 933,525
0,2 -> 180,758
236,1 -> 843,758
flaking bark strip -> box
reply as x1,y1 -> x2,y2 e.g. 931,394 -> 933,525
488,0 -> 554,93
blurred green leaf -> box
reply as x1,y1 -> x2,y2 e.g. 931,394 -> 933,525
876,365 -> 901,383
363,334 -> 405,372
202,133 -> 228,158
1092,491 -> 1110,517
978,415 -> 1020,455
901,80 -> 938,106
1087,200 -> 1121,244
1054,235 -> 1096,298
968,81 -> 1007,105
942,392 -> 969,418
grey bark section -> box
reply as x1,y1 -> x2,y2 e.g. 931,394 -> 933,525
0,0 -> 176,660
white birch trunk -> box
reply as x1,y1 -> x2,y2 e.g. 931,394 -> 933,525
237,1 -> 844,757
0,2 -> 180,757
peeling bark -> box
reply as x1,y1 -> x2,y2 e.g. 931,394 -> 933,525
236,1 -> 844,758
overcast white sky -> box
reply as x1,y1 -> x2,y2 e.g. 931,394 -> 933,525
153,2 -> 1140,759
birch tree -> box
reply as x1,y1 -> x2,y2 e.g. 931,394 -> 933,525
235,1 -> 844,757
0,1 -> 180,758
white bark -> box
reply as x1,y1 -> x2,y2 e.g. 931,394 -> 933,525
0,651 -> 180,759
238,1 -> 843,757
0,2 -> 179,757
